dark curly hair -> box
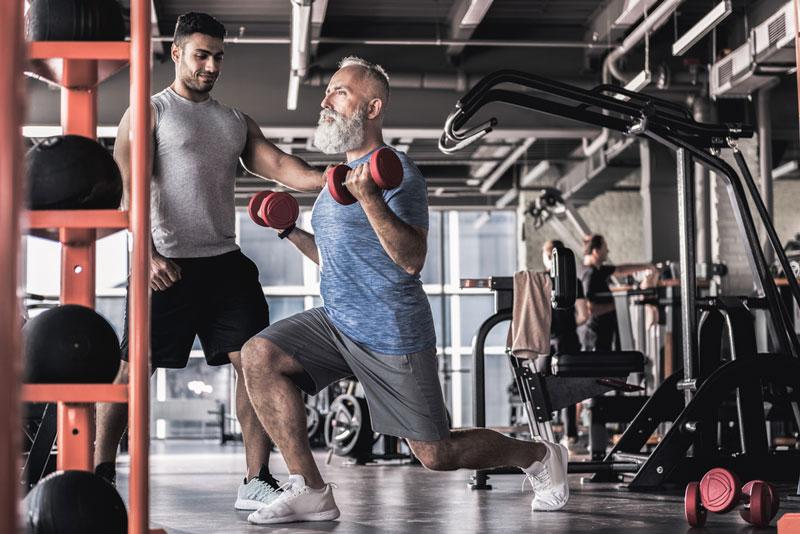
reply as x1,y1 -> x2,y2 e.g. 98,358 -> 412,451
173,12 -> 226,47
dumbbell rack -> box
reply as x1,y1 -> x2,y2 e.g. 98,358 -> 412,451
1,1 -> 160,533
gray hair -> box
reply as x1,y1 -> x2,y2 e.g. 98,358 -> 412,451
338,56 -> 390,101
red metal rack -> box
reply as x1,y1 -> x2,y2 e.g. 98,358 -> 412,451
2,1 -> 159,532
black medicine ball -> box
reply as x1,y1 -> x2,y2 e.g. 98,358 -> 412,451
27,135 -> 122,210
25,0 -> 126,42
21,470 -> 128,534
23,304 -> 121,384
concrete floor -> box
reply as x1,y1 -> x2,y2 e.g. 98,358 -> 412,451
110,440 -> 800,533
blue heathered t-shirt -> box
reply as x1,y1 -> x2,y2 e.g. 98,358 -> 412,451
311,145 -> 436,354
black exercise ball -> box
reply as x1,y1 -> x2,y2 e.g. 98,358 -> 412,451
25,0 -> 125,42
23,305 -> 121,384
26,135 -> 122,210
21,470 -> 127,534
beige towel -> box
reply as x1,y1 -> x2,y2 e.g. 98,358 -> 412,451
508,271 -> 552,360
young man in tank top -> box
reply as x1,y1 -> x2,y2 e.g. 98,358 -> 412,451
94,12 -> 325,511
239,57 -> 571,525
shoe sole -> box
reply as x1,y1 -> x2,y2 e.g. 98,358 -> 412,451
235,498 -> 275,511
248,508 -> 341,524
532,443 -> 570,512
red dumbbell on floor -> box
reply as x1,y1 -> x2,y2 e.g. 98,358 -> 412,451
248,191 -> 299,230
685,467 -> 780,527
327,147 -> 403,205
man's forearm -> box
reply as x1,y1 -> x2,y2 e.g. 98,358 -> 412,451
285,227 -> 319,264
613,263 -> 655,277
274,154 -> 324,192
359,196 -> 426,275
587,301 -> 615,317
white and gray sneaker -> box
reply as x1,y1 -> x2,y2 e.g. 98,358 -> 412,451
522,440 -> 569,511
235,466 -> 283,511
247,474 -> 340,525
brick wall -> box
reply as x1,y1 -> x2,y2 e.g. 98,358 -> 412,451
522,189 -> 644,270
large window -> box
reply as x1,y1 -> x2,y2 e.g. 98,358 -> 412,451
24,207 -> 518,435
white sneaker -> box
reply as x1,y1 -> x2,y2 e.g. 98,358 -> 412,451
235,467 -> 282,511
247,474 -> 340,524
523,440 -> 569,511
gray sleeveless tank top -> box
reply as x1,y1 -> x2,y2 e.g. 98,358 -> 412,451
150,87 -> 246,258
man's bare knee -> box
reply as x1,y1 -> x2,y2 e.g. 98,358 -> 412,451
240,337 -> 303,379
407,438 -> 455,471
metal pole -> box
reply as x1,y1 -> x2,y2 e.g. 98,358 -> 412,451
470,310 -> 512,489
151,35 -> 615,49
0,0 -> 24,531
794,0 -> 800,143
693,98 -> 713,266
129,0 -> 152,532
676,148 -> 698,404
757,88 -> 774,266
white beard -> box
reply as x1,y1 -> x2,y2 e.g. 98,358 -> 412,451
313,107 -> 366,154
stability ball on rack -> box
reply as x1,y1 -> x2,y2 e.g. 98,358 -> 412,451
21,470 -> 128,534
23,304 -> 121,384
26,135 -> 123,211
25,0 -> 125,42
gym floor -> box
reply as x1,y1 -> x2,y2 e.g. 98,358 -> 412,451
114,440 -> 799,533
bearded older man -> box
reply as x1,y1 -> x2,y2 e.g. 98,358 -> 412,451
239,56 -> 570,525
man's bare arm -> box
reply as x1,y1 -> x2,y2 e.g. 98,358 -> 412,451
284,227 -> 319,265
613,263 -> 655,277
345,162 -> 427,275
361,199 -> 427,275
114,107 -> 180,291
240,115 -> 324,192
574,298 -> 589,325
586,300 -> 615,317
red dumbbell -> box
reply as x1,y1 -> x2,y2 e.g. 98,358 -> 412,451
685,468 -> 780,527
327,147 -> 403,205
248,191 -> 299,230
739,479 -> 780,526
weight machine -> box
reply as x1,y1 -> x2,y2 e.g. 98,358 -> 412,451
441,71 -> 800,489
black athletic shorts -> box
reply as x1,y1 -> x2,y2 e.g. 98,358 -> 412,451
120,249 -> 269,368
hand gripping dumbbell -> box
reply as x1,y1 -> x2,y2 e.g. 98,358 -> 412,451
327,147 -> 403,205
248,191 -> 299,231
684,467 -> 780,527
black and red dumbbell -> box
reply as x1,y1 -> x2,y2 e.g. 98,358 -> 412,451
327,147 -> 403,205
685,467 -> 780,527
248,191 -> 299,230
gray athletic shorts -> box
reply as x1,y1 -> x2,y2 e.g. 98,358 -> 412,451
254,308 -> 450,442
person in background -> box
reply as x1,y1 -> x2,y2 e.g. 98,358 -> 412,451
577,234 -> 655,351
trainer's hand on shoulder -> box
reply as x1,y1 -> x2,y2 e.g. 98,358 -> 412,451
346,163 -> 381,203
151,251 -> 181,291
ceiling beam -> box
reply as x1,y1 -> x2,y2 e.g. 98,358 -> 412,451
22,125 -> 601,140
446,0 -> 494,56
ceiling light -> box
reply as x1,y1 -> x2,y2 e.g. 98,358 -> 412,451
460,0 -> 493,27
473,211 -> 491,229
287,74 -> 300,111
495,188 -> 518,208
520,160 -> 551,187
624,70 -> 651,92
672,1 -> 732,57
772,160 -> 798,179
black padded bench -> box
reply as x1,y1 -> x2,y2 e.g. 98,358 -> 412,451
510,350 -> 647,457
